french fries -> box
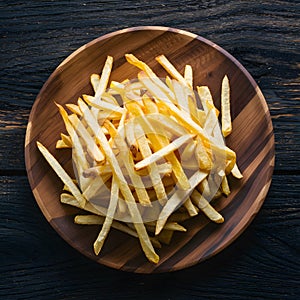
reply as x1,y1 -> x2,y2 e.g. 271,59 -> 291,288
37,53 -> 242,264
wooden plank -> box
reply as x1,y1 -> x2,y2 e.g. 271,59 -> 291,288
0,174 -> 299,298
0,2 -> 299,172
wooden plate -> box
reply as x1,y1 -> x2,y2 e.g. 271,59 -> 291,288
25,26 -> 275,273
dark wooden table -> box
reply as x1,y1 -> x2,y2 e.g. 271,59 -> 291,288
1,1 -> 299,299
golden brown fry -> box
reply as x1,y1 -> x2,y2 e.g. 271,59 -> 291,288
190,189 -> 224,223
56,139 -> 71,149
155,54 -> 186,87
65,103 -> 83,117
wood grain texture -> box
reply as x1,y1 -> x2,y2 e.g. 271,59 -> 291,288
1,175 -> 299,298
0,0 -> 299,298
0,1 -> 299,172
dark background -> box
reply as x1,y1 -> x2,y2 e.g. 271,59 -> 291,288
1,1 -> 299,299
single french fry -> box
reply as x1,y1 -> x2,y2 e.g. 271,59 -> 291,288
56,139 -> 71,149
231,163 -> 243,179
56,103 -> 89,170
184,64 -> 193,89
191,189 -> 224,223
195,136 -> 212,171
90,73 -> 100,92
75,214 -> 105,225
155,54 -> 186,87
60,193 -> 108,218
221,175 -> 231,196
135,134 -> 195,170
94,175 -> 119,255
94,56 -> 113,102
197,86 -> 212,114
183,198 -> 199,216
221,75 -> 232,137
83,94 -> 124,114
65,103 -> 83,117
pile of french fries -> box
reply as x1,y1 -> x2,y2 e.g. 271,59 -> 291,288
37,54 -> 243,264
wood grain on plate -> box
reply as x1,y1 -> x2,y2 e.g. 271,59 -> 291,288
25,26 -> 275,273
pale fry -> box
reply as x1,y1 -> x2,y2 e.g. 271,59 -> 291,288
221,75 -> 232,137
94,175 -> 119,255
197,86 -> 213,114
90,73 -> 100,92
60,193 -> 102,215
135,134 -> 195,170
184,64 -> 193,89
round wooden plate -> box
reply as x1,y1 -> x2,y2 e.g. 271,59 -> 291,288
25,26 -> 275,273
